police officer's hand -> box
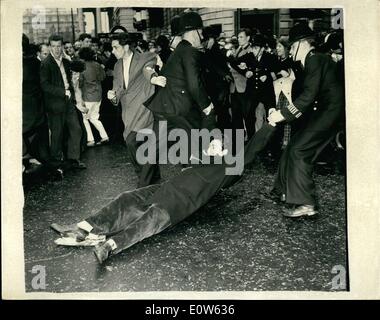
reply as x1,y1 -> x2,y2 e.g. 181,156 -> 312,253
151,76 -> 167,87
279,70 -> 290,78
246,71 -> 254,78
267,109 -> 285,124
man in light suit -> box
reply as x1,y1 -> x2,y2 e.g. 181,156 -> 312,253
107,32 -> 166,177
228,28 -> 253,140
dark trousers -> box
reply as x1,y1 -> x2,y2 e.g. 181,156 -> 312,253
274,128 -> 337,206
138,113 -> 200,188
47,104 -> 82,167
210,85 -> 232,130
23,120 -> 51,164
83,124 -> 276,255
231,92 -> 255,139
86,184 -> 171,254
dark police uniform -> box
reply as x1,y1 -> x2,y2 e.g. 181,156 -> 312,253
274,50 -> 344,206
202,41 -> 232,129
141,39 -> 213,187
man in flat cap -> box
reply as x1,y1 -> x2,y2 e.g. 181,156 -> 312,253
267,23 -> 344,218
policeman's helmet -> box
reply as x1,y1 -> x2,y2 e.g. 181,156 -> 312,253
170,15 -> 181,37
178,10 -> 203,34
288,23 -> 315,45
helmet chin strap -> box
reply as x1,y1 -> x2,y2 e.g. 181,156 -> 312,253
293,41 -> 301,62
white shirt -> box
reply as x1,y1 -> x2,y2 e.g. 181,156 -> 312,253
53,54 -> 70,90
122,52 -> 133,90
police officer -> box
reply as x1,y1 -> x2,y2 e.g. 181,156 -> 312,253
202,25 -> 232,129
267,23 -> 344,217
140,11 -> 215,187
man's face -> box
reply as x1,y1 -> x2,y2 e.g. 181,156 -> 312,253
74,41 -> 82,50
64,43 -> 74,55
111,40 -> 126,59
82,37 -> 92,47
50,40 -> 62,59
40,45 -> 50,61
92,43 -> 99,52
238,32 -> 249,47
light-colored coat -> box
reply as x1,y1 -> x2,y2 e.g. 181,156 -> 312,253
113,51 -> 157,139
229,44 -> 252,94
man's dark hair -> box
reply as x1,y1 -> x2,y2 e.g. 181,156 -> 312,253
78,47 -> 95,61
48,34 -> 63,44
70,59 -> 86,72
92,37 -> 100,45
102,42 -> 112,53
38,43 -> 48,52
110,32 -> 131,46
79,33 -> 92,42
238,28 -> 251,38
156,35 -> 169,49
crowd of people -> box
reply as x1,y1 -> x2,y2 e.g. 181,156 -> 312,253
22,10 -> 345,263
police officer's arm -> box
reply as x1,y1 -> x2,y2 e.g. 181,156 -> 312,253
280,55 -> 322,122
40,61 -> 66,98
183,48 -> 211,110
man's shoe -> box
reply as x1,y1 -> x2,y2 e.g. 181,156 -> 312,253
71,160 -> 87,170
87,141 -> 95,147
94,242 -> 113,264
50,223 -> 88,241
96,138 -> 109,146
282,205 -> 318,218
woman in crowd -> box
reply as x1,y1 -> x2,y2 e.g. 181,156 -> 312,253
78,47 -> 109,147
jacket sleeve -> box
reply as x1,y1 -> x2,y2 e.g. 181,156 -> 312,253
142,53 -> 158,81
98,63 -> 106,82
182,47 -> 211,110
281,55 -> 322,122
40,61 -> 65,98
112,60 -> 123,104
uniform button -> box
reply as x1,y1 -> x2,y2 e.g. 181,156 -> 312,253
313,107 -> 317,110
181,90 -> 185,93
255,86 -> 258,89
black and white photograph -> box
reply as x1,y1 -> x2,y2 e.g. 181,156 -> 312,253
1,0 -> 379,299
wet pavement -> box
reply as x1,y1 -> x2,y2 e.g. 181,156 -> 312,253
23,142 -> 348,292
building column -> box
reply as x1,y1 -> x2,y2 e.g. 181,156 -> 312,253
96,8 -> 102,34
77,8 -> 84,33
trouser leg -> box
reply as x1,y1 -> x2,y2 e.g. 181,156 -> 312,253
110,204 -> 171,255
86,101 -> 108,139
280,129 -> 336,205
65,106 -> 83,160
82,113 -> 94,142
85,184 -> 161,235
47,112 -> 65,167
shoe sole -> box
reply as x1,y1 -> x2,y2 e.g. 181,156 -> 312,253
282,211 -> 318,218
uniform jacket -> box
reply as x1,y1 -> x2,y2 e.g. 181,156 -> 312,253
113,51 -> 157,138
40,53 -> 74,114
202,42 -> 231,98
280,50 -> 344,128
231,50 -> 277,108
145,40 -> 211,124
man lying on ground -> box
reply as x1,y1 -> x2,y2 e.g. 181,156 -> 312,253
51,123 -> 276,264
